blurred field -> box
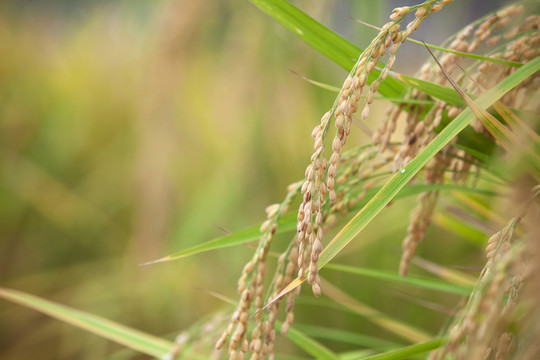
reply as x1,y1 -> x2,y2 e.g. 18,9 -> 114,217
0,1 -> 511,359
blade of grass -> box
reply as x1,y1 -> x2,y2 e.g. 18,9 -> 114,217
318,279 -> 432,344
390,290 -> 457,316
408,39 -> 523,67
139,213 -> 297,265
452,58 -> 540,143
147,184 -> 495,264
279,322 -> 340,360
0,287 -> 173,358
412,257 -> 477,288
357,338 -> 447,360
289,68 -> 341,92
290,68 -> 434,105
325,263 -> 473,296
375,97 -> 434,105
248,0 -> 403,97
433,212 -> 487,246
339,350 -> 377,360
452,191 -> 507,226
273,355 -> 312,360
493,102 -> 540,141
395,74 -> 465,107
293,324 -> 400,350
259,56 -> 540,314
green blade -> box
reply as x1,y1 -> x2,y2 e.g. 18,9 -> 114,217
147,184 -> 494,264
0,287 -> 173,359
248,0 -> 403,97
325,263 -> 473,296
279,322 -> 340,360
397,74 -> 466,107
140,213 -> 296,265
293,324 -> 400,350
358,338 -> 447,360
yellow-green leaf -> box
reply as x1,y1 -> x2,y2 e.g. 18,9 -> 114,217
0,287 -> 173,358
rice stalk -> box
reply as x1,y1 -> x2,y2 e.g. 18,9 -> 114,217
215,1 -> 459,358
204,1 -> 540,359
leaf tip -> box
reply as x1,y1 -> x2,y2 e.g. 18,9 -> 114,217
139,256 -> 172,266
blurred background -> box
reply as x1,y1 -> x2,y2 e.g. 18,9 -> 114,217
0,0 -> 510,359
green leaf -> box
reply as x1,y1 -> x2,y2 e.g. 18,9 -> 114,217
140,213 -> 296,265
279,322 -> 340,360
290,69 -> 434,105
396,74 -> 466,107
493,102 -> 540,141
248,0 -> 496,111
412,257 -> 478,288
357,338 -> 447,360
289,69 -> 341,92
293,324 -> 400,350
248,0 -> 403,97
319,279 -> 432,344
325,264 -> 473,296
434,212 -> 487,246
339,350 -> 378,360
146,183 -> 494,264
0,287 -> 173,359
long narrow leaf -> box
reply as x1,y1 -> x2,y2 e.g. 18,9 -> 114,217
340,350 -> 377,360
248,0 -> 403,97
396,74 -> 466,107
279,322 -> 340,360
434,212 -> 487,246
0,287 -> 173,358
357,338 -> 446,360
325,264 -> 473,296
293,324 -> 400,350
140,213 -> 296,265
319,279 -> 432,343
493,102 -> 540,141
290,69 -> 435,105
412,257 -> 479,288
148,184 -> 495,264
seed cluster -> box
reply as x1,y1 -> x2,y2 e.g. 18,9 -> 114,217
376,3 -> 538,168
432,220 -> 527,360
297,0 -> 456,298
400,191 -> 439,276
370,2 -> 540,277
428,181 -> 540,360
215,183 -> 300,360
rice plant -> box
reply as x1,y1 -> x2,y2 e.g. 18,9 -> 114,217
1,0 -> 539,359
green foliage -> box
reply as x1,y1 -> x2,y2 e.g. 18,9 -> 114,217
0,288 -> 173,358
